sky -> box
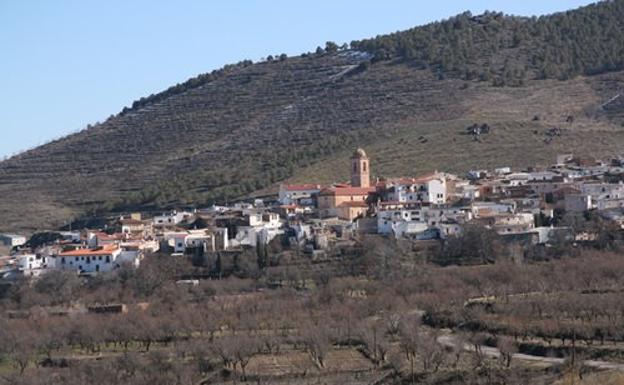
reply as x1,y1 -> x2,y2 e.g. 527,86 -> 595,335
0,0 -> 595,159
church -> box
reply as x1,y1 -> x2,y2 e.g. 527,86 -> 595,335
318,148 -> 377,220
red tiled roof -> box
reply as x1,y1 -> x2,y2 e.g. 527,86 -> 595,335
59,246 -> 119,256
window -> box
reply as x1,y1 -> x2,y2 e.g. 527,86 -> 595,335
363,162 -> 367,172
105,255 -> 110,263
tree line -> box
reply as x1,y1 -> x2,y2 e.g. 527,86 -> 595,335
351,2 -> 624,85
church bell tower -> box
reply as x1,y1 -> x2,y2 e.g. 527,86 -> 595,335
351,148 -> 370,188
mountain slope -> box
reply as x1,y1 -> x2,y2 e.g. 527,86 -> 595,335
2,1 -> 624,232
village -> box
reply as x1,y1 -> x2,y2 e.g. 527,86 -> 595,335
2,148 -> 624,280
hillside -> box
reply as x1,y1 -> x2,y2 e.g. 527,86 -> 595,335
2,1 -> 624,232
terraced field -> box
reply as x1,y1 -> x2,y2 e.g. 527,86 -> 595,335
1,52 -> 624,232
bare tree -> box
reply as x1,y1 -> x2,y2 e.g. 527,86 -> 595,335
417,330 -> 446,373
210,336 -> 237,376
359,319 -> 389,367
231,335 -> 260,380
497,336 -> 517,368
399,322 -> 419,384
468,332 -> 489,368
301,323 -> 332,369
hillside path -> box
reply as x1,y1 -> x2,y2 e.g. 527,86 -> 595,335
437,334 -> 624,371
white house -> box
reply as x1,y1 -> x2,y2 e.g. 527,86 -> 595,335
121,218 -> 152,237
471,202 -> 515,217
261,212 -> 281,229
377,204 -> 469,238
504,172 -> 530,186
377,208 -> 428,236
385,174 -> 447,205
453,182 -> 481,201
165,233 -> 189,254
153,211 -> 194,227
164,229 -> 229,254
491,213 -> 535,234
581,183 -> 624,201
0,234 -> 27,248
494,167 -> 512,175
378,209 -> 415,234
16,254 -> 49,276
184,231 -> 219,253
54,246 -> 124,273
391,221 -> 429,238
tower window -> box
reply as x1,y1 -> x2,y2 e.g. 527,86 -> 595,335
363,162 -> 367,172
